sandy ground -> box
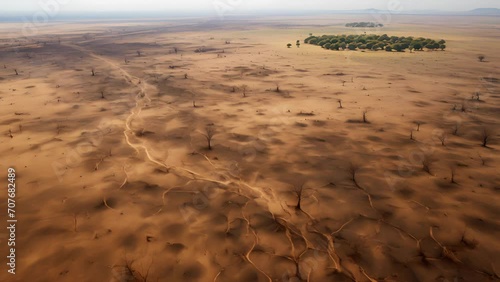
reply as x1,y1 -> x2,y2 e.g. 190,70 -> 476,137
0,14 -> 499,281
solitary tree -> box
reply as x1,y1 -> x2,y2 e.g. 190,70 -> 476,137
438,133 -> 447,146
422,156 -> 434,175
137,50 -> 142,57
338,99 -> 343,109
14,69 -> 18,75
478,55 -> 485,62
294,184 -> 306,211
296,40 -> 301,48
481,129 -> 491,147
201,126 -> 216,150
91,68 -> 95,76
362,110 -> 368,123
287,43 -> 292,48
275,83 -> 281,93
241,84 -> 248,97
450,165 -> 457,184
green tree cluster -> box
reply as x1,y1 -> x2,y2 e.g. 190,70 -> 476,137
345,22 -> 383,28
304,34 -> 446,52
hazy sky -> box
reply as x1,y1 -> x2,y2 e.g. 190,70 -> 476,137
4,0 -> 500,13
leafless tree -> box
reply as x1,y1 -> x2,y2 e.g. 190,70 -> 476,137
201,126 -> 216,150
338,99 -> 343,109
14,69 -> 18,75
362,110 -> 368,123
91,68 -> 95,76
137,50 -> 142,57
410,129 -> 415,140
461,101 -> 467,112
184,73 -> 188,79
348,162 -> 361,187
450,165 -> 457,184
477,153 -> 487,166
8,129 -> 13,138
101,91 -> 105,99
481,129 -> 491,147
422,156 -> 434,175
438,133 -> 447,146
414,121 -> 423,131
452,123 -> 460,136
173,47 -> 178,54
478,55 -> 485,62
241,84 -> 248,97
294,184 -> 306,211
275,83 -> 281,93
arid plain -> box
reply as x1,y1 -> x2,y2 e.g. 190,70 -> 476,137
0,14 -> 499,281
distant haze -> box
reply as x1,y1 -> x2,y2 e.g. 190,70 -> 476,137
3,0 -> 500,13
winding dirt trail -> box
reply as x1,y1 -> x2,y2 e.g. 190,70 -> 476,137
64,43 -> 281,209
62,42 -> 378,281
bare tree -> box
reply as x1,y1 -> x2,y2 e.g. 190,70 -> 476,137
422,156 -> 434,175
137,50 -> 142,57
481,129 -> 491,147
101,91 -> 105,99
348,163 -> 361,187
338,99 -> 343,109
478,55 -> 485,62
461,101 -> 467,113
173,47 -> 178,54
14,69 -> 18,76
91,68 -> 95,76
452,123 -> 460,136
275,83 -> 281,93
438,133 -> 447,146
184,73 -> 188,79
8,129 -> 13,138
362,110 -> 368,123
410,129 -> 415,140
414,121 -> 423,131
201,126 -> 216,150
294,184 -> 306,211
241,84 -> 248,97
450,165 -> 457,184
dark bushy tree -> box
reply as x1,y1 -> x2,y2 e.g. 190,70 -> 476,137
304,34 -> 444,53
